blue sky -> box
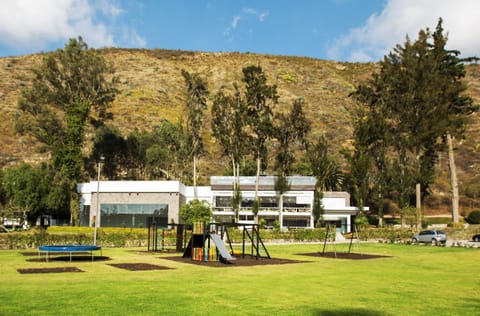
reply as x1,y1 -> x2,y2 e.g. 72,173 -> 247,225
0,0 -> 479,62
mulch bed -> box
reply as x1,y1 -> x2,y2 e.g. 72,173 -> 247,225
17,267 -> 84,274
21,252 -> 43,256
107,263 -> 173,271
298,252 -> 392,260
163,255 -> 309,267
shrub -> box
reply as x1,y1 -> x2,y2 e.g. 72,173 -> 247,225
179,199 -> 213,225
447,222 -> 464,229
466,210 -> 480,224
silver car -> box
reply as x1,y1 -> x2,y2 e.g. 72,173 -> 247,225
412,230 -> 447,245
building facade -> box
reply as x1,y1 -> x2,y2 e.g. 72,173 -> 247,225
77,176 -> 365,232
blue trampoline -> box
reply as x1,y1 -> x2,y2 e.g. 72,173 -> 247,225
39,245 -> 102,262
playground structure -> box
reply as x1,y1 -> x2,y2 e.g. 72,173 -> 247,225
147,222 -> 270,264
147,223 -> 187,253
183,222 -> 271,264
321,224 -> 361,257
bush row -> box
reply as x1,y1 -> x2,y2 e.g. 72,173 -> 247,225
0,228 -> 149,250
1,225 -> 479,250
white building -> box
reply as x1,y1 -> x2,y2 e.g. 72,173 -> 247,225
77,176 -> 366,232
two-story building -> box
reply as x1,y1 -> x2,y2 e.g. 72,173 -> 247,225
77,176 -> 366,232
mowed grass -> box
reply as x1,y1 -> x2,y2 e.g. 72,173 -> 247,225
0,243 -> 478,316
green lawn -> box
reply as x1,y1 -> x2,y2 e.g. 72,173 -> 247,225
0,243 -> 478,315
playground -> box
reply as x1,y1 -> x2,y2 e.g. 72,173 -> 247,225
147,222 -> 274,265
2,243 -> 478,315
26,222 -> 386,272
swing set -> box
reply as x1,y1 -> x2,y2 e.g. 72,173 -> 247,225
321,224 -> 362,257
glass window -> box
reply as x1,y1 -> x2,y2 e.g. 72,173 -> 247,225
241,197 -> 254,207
79,205 -> 90,226
284,196 -> 296,208
100,204 -> 168,228
215,196 -> 232,207
260,196 -> 278,208
283,219 -> 309,228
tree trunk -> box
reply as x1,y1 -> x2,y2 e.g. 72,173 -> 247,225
193,155 -> 198,199
447,133 -> 459,223
232,157 -> 239,223
254,156 -> 261,224
279,193 -> 284,230
416,183 -> 422,229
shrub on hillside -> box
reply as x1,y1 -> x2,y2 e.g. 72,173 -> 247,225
466,210 -> 480,224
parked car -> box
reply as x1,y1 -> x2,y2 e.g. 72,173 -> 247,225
411,230 -> 447,245
472,234 -> 480,242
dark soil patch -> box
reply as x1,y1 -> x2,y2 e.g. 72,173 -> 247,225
26,255 -> 111,262
21,252 -> 42,256
108,263 -> 173,271
298,252 -> 391,260
163,255 -> 309,267
17,267 -> 84,274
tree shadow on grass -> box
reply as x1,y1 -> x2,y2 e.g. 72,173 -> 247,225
310,308 -> 386,316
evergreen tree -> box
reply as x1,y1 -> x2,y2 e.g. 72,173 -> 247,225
304,134 -> 344,227
90,125 -> 126,180
242,65 -> 278,219
181,70 -> 209,198
211,84 -> 249,222
352,19 -> 477,224
16,37 -> 117,225
273,98 -> 310,228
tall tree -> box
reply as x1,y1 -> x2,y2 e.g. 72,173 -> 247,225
242,65 -> 278,220
16,37 -> 117,225
181,70 -> 209,199
90,125 -> 126,180
428,21 -> 478,223
3,163 -> 69,223
273,98 -> 310,228
211,85 -> 249,222
124,121 -> 189,181
305,135 -> 344,227
352,19 -> 477,224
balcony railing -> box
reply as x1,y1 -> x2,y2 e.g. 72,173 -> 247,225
213,207 -> 311,214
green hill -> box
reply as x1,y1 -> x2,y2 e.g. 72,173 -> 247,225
1,48 -> 479,214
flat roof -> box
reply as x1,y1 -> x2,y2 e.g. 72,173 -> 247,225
77,181 -> 186,194
210,176 -> 316,191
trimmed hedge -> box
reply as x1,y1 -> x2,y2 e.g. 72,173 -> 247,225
1,225 -> 479,250
0,227 -> 148,250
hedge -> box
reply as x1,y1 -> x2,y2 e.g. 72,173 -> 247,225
1,225 -> 479,250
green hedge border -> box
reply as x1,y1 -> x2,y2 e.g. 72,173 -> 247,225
1,225 -> 479,250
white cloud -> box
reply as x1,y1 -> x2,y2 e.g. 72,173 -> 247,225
327,0 -> 480,62
243,8 -> 269,22
232,16 -> 241,29
224,7 -> 269,40
0,0 -> 144,54
96,0 -> 124,17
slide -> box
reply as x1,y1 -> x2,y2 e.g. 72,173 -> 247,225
209,234 -> 236,262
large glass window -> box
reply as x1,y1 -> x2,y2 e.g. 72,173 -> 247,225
284,196 -> 310,209
79,205 -> 90,226
260,196 -> 278,208
283,219 -> 309,228
240,197 -> 278,208
100,204 -> 168,228
241,197 -> 254,208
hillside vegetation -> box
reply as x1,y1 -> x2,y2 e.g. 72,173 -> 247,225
1,48 -> 479,213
